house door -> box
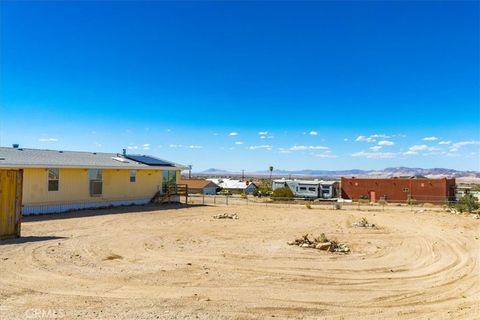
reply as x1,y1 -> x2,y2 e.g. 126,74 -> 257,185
0,170 -> 23,239
369,191 -> 376,203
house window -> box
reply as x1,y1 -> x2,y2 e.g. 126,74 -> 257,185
299,187 -> 307,191
308,187 -> 316,192
48,168 -> 59,191
130,170 -> 136,183
89,169 -> 103,196
402,187 -> 409,193
162,171 -> 177,192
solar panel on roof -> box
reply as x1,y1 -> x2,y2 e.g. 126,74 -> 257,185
125,154 -> 174,166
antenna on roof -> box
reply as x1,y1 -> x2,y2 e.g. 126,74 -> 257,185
122,148 -> 126,156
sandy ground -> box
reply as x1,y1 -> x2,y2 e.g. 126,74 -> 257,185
0,204 -> 479,320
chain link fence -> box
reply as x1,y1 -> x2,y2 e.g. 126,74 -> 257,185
186,193 -> 457,211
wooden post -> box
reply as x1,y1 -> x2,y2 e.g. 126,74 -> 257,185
15,170 -> 23,237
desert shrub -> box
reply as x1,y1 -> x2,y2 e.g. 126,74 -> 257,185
407,196 -> 417,205
271,187 -> 294,200
240,193 -> 248,199
335,202 -> 342,210
358,199 -> 369,205
305,203 -> 312,209
454,193 -> 479,213
255,180 -> 272,197
378,198 -> 387,206
470,185 -> 480,192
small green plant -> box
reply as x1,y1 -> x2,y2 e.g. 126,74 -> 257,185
305,203 -> 312,209
335,202 -> 342,210
378,198 -> 387,206
407,196 -> 417,205
240,193 -> 248,199
314,233 -> 329,243
454,193 -> 479,213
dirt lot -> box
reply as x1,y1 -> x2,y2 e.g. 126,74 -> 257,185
0,204 -> 479,319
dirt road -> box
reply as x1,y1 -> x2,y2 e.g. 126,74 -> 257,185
0,204 -> 478,319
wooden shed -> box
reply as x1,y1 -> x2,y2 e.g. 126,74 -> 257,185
0,169 -> 23,239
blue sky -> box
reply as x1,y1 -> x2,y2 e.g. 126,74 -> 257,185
0,1 -> 479,171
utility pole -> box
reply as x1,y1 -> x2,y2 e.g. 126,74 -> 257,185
188,165 -> 192,179
242,169 -> 245,181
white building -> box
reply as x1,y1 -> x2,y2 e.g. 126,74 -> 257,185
272,178 -> 338,199
207,178 -> 257,194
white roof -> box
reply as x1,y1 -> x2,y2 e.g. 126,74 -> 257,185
207,178 -> 253,190
273,178 -> 337,185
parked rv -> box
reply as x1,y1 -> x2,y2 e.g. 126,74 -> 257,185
272,179 -> 339,199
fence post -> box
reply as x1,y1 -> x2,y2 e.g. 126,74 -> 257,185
226,195 -> 229,205
214,196 -> 216,205
203,194 -> 205,205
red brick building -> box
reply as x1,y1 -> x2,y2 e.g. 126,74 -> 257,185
341,177 -> 456,204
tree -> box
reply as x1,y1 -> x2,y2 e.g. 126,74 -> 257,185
272,187 -> 294,200
269,166 -> 274,180
455,193 -> 479,213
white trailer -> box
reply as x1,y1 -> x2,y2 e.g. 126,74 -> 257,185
272,179 -> 338,199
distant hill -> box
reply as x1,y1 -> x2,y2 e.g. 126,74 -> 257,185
194,167 -> 480,179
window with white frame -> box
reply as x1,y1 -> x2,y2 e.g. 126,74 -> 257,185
48,168 -> 59,191
89,169 -> 103,196
130,170 -> 137,183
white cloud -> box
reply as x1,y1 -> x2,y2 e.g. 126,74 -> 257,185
315,151 -> 338,158
289,145 -> 329,151
370,134 -> 391,139
369,146 -> 382,151
408,144 -> 430,152
228,132 -> 239,136
38,138 -> 58,142
142,143 -> 150,150
355,135 -> 376,143
248,145 -> 272,150
404,144 -> 439,155
422,136 -> 438,141
438,140 -> 451,145
235,141 -> 244,145
258,131 -> 268,135
127,145 -> 138,150
351,151 -> 397,159
378,140 -> 394,146
343,138 -> 349,141
277,148 -> 291,154
355,134 -> 392,143
449,140 -> 480,152
446,153 -> 461,157
169,144 -> 203,149
309,131 -> 318,136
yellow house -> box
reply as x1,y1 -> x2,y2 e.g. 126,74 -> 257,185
0,146 -> 186,215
